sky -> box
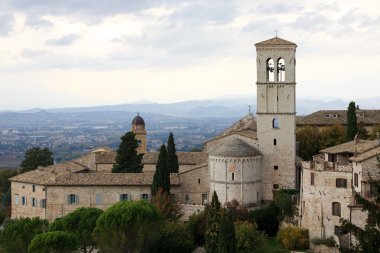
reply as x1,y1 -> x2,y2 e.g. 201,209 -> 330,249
0,0 -> 380,110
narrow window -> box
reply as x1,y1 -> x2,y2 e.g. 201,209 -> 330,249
273,118 -> 280,128
336,178 -> 347,188
277,58 -> 285,82
198,179 -> 201,184
232,173 -> 235,181
274,165 -> 278,170
354,173 -> 358,187
68,194 -> 78,205
22,196 -> 27,206
31,197 -> 36,207
267,58 -> 275,82
119,194 -> 129,201
332,202 -> 341,217
141,194 -> 149,201
311,173 -> 315,186
15,194 -> 19,205
40,199 -> 46,208
96,194 -> 102,205
274,139 -> 277,146
32,185 -> 35,192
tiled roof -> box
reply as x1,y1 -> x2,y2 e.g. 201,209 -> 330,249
218,114 -> 257,138
209,137 -> 261,157
350,145 -> 380,163
95,151 -> 117,164
297,110 -> 380,126
255,37 -> 296,46
320,139 -> 379,154
142,152 -> 207,165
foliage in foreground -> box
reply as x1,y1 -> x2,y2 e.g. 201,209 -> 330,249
28,231 -> 78,253
249,202 -> 280,237
151,189 -> 182,221
186,210 -> 208,246
277,226 -> 309,251
311,236 -> 336,247
205,191 -> 221,253
235,221 -> 267,253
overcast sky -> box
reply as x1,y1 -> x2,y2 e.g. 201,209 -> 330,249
0,0 -> 379,110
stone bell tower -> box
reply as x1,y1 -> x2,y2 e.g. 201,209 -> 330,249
255,37 -> 297,201
131,113 -> 147,154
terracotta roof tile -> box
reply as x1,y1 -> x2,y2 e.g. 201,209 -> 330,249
142,152 -> 207,165
320,139 -> 379,154
297,110 -> 380,126
255,37 -> 297,46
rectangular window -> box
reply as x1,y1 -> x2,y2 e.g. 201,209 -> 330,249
202,194 -> 208,205
311,173 -> 315,186
32,185 -> 35,192
274,139 -> 277,146
141,194 -> 149,201
354,173 -> 358,187
274,165 -> 278,170
31,197 -> 36,207
96,194 -> 102,205
120,194 -> 129,201
232,173 -> 235,181
40,199 -> 46,208
336,178 -> 348,188
15,194 -> 19,205
273,184 -> 279,190
68,194 -> 78,205
332,202 -> 341,217
22,196 -> 27,206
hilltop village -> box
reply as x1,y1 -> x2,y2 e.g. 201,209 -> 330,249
7,37 -> 380,252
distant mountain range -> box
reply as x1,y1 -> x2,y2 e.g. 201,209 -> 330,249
2,96 -> 379,118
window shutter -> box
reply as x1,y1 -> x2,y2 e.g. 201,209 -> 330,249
140,194 -> 143,200
119,194 -> 122,201
67,195 -> 70,204
76,195 -> 79,204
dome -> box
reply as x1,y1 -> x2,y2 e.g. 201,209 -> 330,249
132,114 -> 145,126
209,137 -> 261,157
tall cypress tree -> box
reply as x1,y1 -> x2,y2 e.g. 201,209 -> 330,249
205,191 -> 221,253
112,132 -> 143,173
218,208 -> 237,253
151,144 -> 170,195
347,101 -> 358,141
166,132 -> 179,173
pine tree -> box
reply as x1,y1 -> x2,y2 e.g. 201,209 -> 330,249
217,208 -> 237,253
112,132 -> 143,173
166,132 -> 179,173
20,147 -> 54,173
340,156 -> 380,253
205,191 -> 221,253
151,144 -> 170,195
347,102 -> 358,141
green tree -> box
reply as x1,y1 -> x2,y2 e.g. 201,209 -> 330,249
340,157 -> 380,253
235,221 -> 267,253
277,227 -> 309,251
49,207 -> 103,253
151,189 -> 183,222
274,190 -> 295,220
347,101 -> 358,141
93,201 -> 162,253
112,131 -> 143,173
249,202 -> 280,237
321,124 -> 347,149
20,147 -> 54,173
186,210 -> 208,246
0,217 -> 48,253
357,122 -> 369,140
296,126 -> 322,160
166,133 -> 179,173
0,169 -> 18,208
205,191 -> 221,253
217,208 -> 236,253
150,221 -> 195,253
28,231 -> 78,253
152,144 -> 170,195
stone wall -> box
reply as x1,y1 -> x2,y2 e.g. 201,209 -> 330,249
179,164 -> 209,205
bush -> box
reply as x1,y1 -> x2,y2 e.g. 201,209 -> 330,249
235,221 -> 267,253
274,190 -> 295,219
186,210 -> 207,246
311,237 -> 336,247
277,226 -> 309,251
249,202 -> 280,236
225,200 -> 250,222
151,221 -> 195,253
28,231 -> 78,253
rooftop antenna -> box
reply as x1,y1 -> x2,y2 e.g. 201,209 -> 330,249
275,29 -> 278,38
248,105 -> 252,114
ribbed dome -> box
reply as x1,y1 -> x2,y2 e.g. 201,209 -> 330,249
132,114 -> 145,126
209,138 -> 261,158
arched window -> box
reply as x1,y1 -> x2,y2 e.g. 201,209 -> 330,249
277,58 -> 285,82
273,118 -> 280,128
267,58 -> 274,82
332,202 -> 341,217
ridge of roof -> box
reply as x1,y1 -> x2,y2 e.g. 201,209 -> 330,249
255,37 -> 297,46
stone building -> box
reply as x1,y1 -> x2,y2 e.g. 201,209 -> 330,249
10,37 -> 299,221
300,138 -> 380,247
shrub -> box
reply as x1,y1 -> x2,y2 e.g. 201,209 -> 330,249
225,200 -> 250,222
277,226 -> 309,251
28,231 -> 78,253
235,221 -> 267,253
311,237 -> 336,247
186,210 -> 207,246
249,202 -> 280,236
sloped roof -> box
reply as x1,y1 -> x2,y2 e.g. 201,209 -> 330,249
255,37 -> 297,47
209,138 -> 261,157
320,139 -> 378,154
350,145 -> 380,163
95,151 -> 117,164
297,110 -> 380,126
218,113 -> 257,137
142,151 -> 207,165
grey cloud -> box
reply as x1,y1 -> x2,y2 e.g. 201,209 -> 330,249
46,34 -> 80,46
25,15 -> 53,29
257,3 -> 304,14
21,49 -> 48,59
0,14 -> 14,36
290,13 -> 330,33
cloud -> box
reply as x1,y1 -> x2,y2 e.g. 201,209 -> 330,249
0,14 -> 14,36
257,3 -> 304,14
46,34 -> 80,46
25,15 -> 54,29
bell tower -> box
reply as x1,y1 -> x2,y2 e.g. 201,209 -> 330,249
131,113 -> 147,154
255,37 -> 297,201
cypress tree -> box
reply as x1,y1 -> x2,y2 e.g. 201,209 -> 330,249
205,191 -> 221,253
347,101 -> 358,141
166,132 -> 179,173
112,132 -> 143,173
217,208 -> 237,253
151,144 -> 170,195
